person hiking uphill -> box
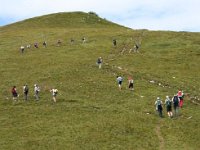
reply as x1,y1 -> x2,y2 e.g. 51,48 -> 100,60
155,97 -> 163,117
177,90 -> 184,108
11,86 -> 19,101
165,96 -> 173,118
172,94 -> 180,117
50,88 -> 58,103
128,76 -> 134,91
96,57 -> 103,69
116,76 -> 123,90
34,84 -> 40,100
23,84 -> 29,100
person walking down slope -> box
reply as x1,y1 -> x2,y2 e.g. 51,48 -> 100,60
50,88 -> 58,103
155,97 -> 163,117
116,76 -> 123,90
165,96 -> 173,118
96,57 -> 103,69
172,94 -> 180,117
34,84 -> 40,100
23,84 -> 29,101
128,76 -> 134,91
11,86 -> 19,101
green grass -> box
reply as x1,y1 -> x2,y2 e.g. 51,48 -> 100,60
0,12 -> 200,150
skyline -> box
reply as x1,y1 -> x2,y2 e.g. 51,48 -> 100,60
0,0 -> 200,32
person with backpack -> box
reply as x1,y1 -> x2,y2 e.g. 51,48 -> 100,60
128,76 -> 134,91
20,46 -> 25,53
50,88 -> 58,103
177,90 -> 184,108
11,86 -> 19,101
155,97 -> 163,117
113,39 -> 117,47
172,94 -> 180,117
165,96 -> 173,118
34,84 -> 40,100
116,76 -> 123,90
96,57 -> 103,69
43,41 -> 47,48
23,84 -> 29,100
34,43 -> 39,48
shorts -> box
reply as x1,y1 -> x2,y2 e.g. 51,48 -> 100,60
166,105 -> 172,112
118,81 -> 122,85
129,83 -> 133,88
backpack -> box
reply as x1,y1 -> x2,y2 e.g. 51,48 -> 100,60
166,100 -> 171,106
24,86 -> 29,92
173,96 -> 179,105
157,100 -> 161,106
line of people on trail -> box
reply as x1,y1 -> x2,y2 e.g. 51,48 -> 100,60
155,90 -> 184,118
11,84 -> 58,103
19,36 -> 88,53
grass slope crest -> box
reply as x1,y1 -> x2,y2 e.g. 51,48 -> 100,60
3,11 -> 123,29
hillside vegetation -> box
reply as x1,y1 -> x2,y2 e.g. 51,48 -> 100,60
0,12 -> 200,150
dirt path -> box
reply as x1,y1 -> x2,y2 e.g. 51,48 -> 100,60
155,120 -> 165,150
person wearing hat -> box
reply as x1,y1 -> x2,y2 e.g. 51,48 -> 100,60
165,96 -> 173,118
34,84 -> 40,100
155,97 -> 163,117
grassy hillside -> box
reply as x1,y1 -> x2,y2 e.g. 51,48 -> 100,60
0,12 -> 200,150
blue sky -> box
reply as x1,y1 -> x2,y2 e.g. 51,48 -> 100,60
0,0 -> 200,32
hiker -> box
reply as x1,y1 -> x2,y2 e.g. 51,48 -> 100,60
134,44 -> 139,52
155,97 -> 163,117
11,86 -> 19,101
128,76 -> 134,90
43,41 -> 47,48
34,43 -> 39,48
23,84 -> 29,100
57,40 -> 62,46
172,94 -> 180,117
34,84 -> 40,100
50,88 -> 58,103
70,38 -> 74,44
96,57 -> 103,69
177,90 -> 184,108
165,96 -> 173,118
20,46 -> 25,53
116,76 -> 123,90
113,39 -> 117,47
82,37 -> 86,43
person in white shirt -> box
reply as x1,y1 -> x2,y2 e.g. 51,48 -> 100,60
116,76 -> 123,90
34,84 -> 40,100
50,88 -> 58,103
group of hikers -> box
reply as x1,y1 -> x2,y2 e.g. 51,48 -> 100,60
19,37 -> 88,53
11,84 -> 58,103
155,90 -> 184,118
116,76 -> 134,91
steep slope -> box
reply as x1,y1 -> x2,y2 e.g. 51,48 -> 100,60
0,12 -> 199,150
